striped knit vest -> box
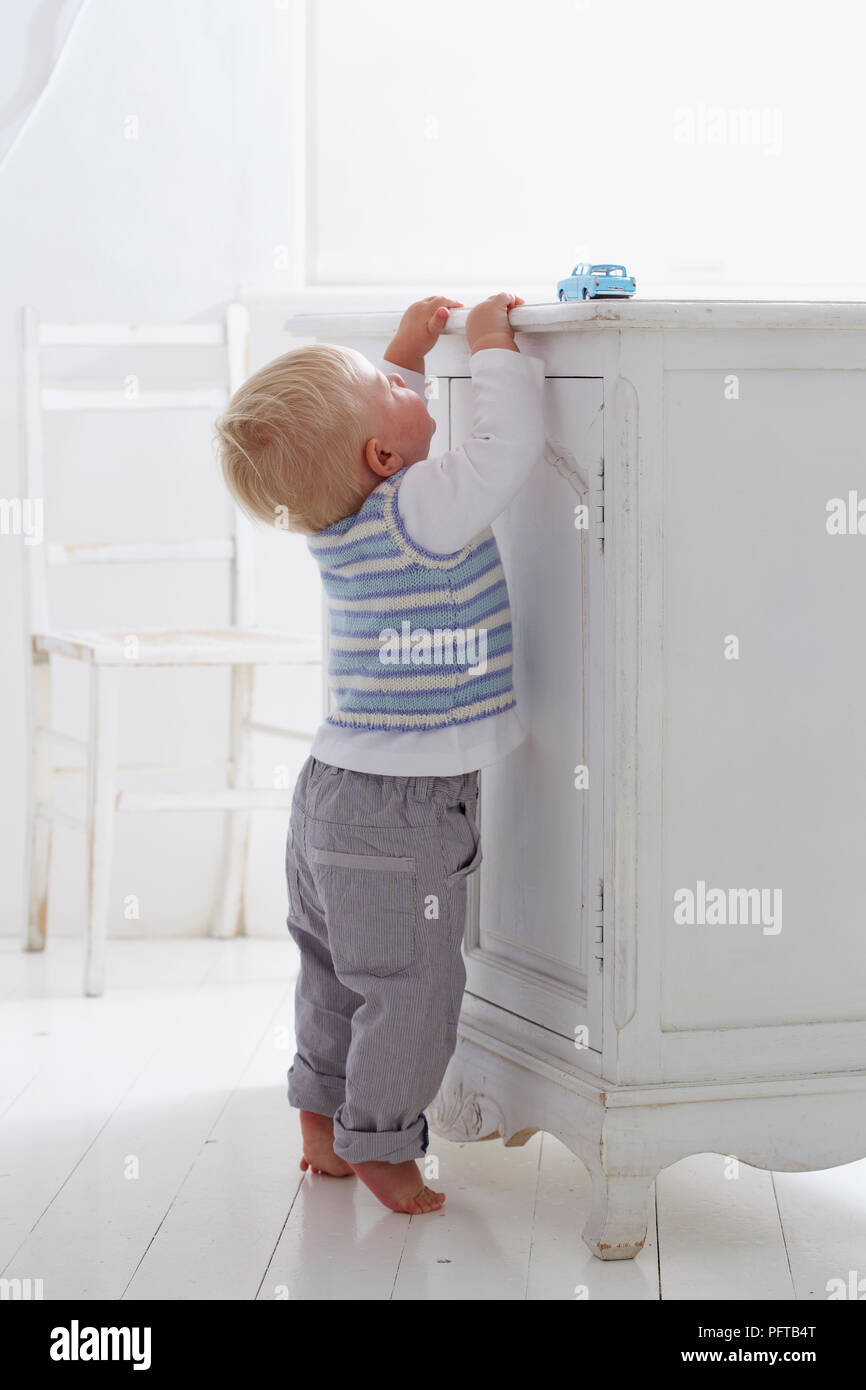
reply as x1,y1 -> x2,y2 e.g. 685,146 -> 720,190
306,466 -> 516,732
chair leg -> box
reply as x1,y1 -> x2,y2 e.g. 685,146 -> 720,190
212,665 -> 253,939
84,666 -> 120,997
24,653 -> 54,951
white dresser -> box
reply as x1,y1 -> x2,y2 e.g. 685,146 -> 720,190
288,301 -> 866,1260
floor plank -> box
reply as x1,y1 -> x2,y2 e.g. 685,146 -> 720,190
657,1153 -> 794,1300
773,1160 -> 866,1300
262,1167 -> 410,1301
390,1131 -> 541,1300
0,940 -> 291,1297
125,989 -> 299,1300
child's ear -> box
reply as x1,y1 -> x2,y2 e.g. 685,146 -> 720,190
364,437 -> 405,478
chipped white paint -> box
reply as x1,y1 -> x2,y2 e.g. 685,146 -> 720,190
212,665 -> 254,939
24,655 -> 52,951
288,297 -> 866,340
40,386 -> 227,412
39,321 -> 227,347
31,629 -> 320,666
46,540 -> 235,566
84,667 -> 120,996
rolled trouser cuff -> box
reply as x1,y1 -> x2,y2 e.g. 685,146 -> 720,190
287,1055 -> 346,1116
332,1109 -> 429,1164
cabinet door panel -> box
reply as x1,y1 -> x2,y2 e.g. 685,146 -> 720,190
449,376 -> 604,1045
661,367 -> 866,1031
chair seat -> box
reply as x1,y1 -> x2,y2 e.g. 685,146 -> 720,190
33,627 -> 322,666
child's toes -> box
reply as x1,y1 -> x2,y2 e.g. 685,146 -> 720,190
415,1186 -> 445,1213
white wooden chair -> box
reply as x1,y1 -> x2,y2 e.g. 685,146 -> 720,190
21,303 -> 321,996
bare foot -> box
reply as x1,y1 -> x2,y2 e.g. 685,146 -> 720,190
299,1110 -> 354,1177
350,1158 -> 445,1214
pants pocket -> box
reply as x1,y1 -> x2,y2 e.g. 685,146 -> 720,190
444,795 -> 483,888
310,846 -> 417,978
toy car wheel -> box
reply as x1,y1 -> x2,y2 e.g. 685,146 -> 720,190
582,288 -> 590,300
558,290 -> 567,303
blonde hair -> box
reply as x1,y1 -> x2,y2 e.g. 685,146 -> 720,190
214,343 -> 374,534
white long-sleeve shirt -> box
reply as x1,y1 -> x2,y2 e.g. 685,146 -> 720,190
309,346 -> 547,775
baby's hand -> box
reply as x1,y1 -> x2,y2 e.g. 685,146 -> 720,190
466,292 -> 525,356
385,294 -> 464,374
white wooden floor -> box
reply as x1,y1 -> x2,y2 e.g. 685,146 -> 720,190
2,936 -> 865,1301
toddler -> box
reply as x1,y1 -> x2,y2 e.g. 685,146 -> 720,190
215,292 -> 545,1214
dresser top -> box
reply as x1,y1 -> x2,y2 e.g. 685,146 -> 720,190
286,299 -> 866,338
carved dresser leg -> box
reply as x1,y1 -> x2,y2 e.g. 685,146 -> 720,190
582,1170 -> 656,1261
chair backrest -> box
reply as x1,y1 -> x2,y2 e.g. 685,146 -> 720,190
20,302 -> 255,635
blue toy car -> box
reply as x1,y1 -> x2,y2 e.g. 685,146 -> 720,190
557,262 -> 636,301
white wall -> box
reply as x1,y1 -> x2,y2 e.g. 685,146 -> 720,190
307,0 -> 866,299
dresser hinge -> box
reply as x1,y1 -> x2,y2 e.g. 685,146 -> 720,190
592,877 -> 604,964
593,456 -> 605,551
